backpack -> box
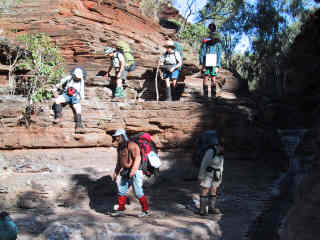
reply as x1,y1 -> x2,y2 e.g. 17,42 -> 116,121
131,132 -> 161,177
192,130 -> 219,167
116,40 -> 136,71
174,41 -> 183,69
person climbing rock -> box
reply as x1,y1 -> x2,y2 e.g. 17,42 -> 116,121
197,130 -> 224,216
111,129 -> 150,217
0,212 -> 18,240
159,40 -> 183,101
104,46 -> 127,99
199,23 -> 223,100
52,67 -> 86,134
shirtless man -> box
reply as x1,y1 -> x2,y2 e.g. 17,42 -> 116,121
111,129 -> 150,217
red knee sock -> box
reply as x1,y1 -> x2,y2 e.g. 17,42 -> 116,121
117,195 -> 127,211
138,195 -> 149,212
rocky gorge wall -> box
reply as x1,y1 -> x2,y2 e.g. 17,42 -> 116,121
278,8 -> 320,240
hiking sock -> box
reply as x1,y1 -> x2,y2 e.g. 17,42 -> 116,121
114,87 -> 125,98
54,103 -> 62,119
117,195 -> 127,211
203,85 -> 209,99
199,196 -> 208,216
211,84 -> 216,99
138,195 -> 149,212
166,86 -> 172,101
208,195 -> 221,214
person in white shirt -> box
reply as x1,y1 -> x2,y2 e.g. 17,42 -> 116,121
104,46 -> 127,98
160,40 -> 183,101
198,133 -> 224,216
52,67 -> 85,134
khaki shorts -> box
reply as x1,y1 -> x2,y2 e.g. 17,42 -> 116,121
200,168 -> 222,189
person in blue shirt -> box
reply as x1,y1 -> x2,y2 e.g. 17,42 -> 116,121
0,212 -> 18,240
199,23 -> 223,100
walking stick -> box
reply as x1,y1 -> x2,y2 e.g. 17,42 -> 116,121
154,58 -> 161,102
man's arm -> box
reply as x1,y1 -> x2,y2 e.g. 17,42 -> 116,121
112,153 -> 122,181
129,142 -> 141,178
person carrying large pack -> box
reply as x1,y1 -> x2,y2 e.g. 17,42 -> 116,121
104,41 -> 135,99
111,129 -> 158,217
159,40 -> 183,101
199,23 -> 223,100
194,130 -> 224,216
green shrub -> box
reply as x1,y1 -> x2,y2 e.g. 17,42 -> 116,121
16,33 -> 65,102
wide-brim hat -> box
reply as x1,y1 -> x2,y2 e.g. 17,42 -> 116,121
163,40 -> 176,48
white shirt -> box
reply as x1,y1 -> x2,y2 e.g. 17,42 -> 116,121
112,52 -> 126,68
160,50 -> 182,65
56,75 -> 85,100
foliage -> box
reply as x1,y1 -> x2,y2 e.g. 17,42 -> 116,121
198,0 -> 318,94
169,19 -> 208,54
0,0 -> 23,12
16,33 -> 65,103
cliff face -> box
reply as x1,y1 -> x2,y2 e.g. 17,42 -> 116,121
0,0 -> 171,80
279,9 -> 320,240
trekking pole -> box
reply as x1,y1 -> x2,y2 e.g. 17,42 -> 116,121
154,58 -> 161,102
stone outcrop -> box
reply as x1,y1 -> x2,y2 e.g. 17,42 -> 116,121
278,9 -> 320,240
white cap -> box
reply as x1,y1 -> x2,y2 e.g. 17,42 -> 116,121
73,68 -> 83,79
164,40 -> 176,48
112,128 -> 128,141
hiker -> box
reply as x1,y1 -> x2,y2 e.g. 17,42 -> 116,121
197,130 -> 224,216
111,129 -> 150,217
0,211 -> 18,240
199,23 -> 223,100
159,40 -> 183,101
52,67 -> 85,134
104,42 -> 136,98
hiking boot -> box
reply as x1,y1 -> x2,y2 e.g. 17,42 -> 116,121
208,195 -> 221,215
208,208 -> 221,215
138,210 -> 151,218
199,196 -> 208,216
75,114 -> 85,134
53,103 -> 63,124
110,209 -> 125,217
166,86 -> 172,101
203,85 -> 209,100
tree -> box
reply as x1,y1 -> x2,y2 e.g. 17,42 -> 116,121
16,33 -> 65,103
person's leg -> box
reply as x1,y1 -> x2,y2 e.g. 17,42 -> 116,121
208,186 -> 221,214
117,177 -> 130,211
211,67 -> 218,99
164,77 -> 172,101
132,170 -> 149,216
199,187 -> 209,216
203,69 -> 210,99
53,94 -> 68,123
72,102 -> 85,133
171,69 -> 180,101
121,69 -> 129,88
